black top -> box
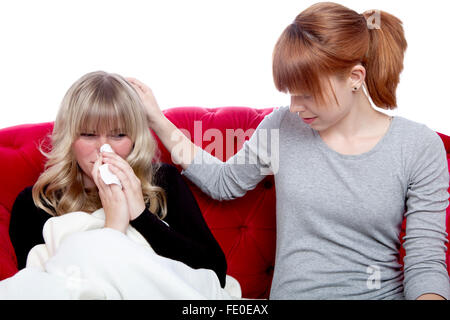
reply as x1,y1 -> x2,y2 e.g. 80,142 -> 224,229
8,163 -> 227,287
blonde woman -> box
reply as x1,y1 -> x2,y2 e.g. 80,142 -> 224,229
8,71 -> 227,290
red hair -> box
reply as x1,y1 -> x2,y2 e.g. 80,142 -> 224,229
273,2 -> 407,110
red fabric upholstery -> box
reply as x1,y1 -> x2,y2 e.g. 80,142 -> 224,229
0,106 -> 449,299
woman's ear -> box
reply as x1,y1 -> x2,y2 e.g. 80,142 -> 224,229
349,64 -> 366,91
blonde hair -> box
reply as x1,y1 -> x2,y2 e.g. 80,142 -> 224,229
32,71 -> 167,218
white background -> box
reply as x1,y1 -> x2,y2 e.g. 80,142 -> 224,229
1,0 -> 449,133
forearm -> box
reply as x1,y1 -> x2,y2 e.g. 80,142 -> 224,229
151,116 -> 198,170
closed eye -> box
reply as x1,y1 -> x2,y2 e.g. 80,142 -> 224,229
79,132 -> 127,139
111,133 -> 127,138
80,133 -> 96,137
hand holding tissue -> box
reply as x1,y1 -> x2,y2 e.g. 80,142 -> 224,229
99,144 -> 122,188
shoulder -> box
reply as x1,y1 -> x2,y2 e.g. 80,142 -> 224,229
154,163 -> 180,179
395,116 -> 436,138
13,185 -> 55,214
261,105 -> 312,134
395,116 -> 445,152
153,163 -> 183,190
11,185 -> 52,221
13,186 -> 34,206
394,117 -> 448,181
257,106 -> 291,129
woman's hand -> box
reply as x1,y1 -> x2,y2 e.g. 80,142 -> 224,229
92,154 -> 130,233
101,151 -> 146,221
126,77 -> 164,127
417,293 -> 445,300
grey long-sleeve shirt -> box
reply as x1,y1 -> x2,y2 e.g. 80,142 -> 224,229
182,106 -> 450,300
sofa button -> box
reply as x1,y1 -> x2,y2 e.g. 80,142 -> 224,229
263,180 -> 273,189
266,266 -> 274,275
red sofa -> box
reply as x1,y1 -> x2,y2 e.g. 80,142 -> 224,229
0,106 -> 449,299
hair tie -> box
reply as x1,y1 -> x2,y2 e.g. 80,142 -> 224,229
363,10 -> 381,30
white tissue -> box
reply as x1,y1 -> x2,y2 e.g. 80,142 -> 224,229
99,144 -> 122,188
100,144 -> 114,153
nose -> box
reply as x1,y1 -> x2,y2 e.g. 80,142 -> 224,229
96,135 -> 109,150
289,103 -> 306,114
290,95 -> 308,113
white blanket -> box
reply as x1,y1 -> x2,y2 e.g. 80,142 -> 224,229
0,209 -> 241,300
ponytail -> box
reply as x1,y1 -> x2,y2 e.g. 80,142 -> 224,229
362,10 -> 408,110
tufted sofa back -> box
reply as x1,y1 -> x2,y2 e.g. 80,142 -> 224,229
0,106 -> 449,299
156,107 -> 277,299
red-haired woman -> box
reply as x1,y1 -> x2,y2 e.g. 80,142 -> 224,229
129,2 -> 449,300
